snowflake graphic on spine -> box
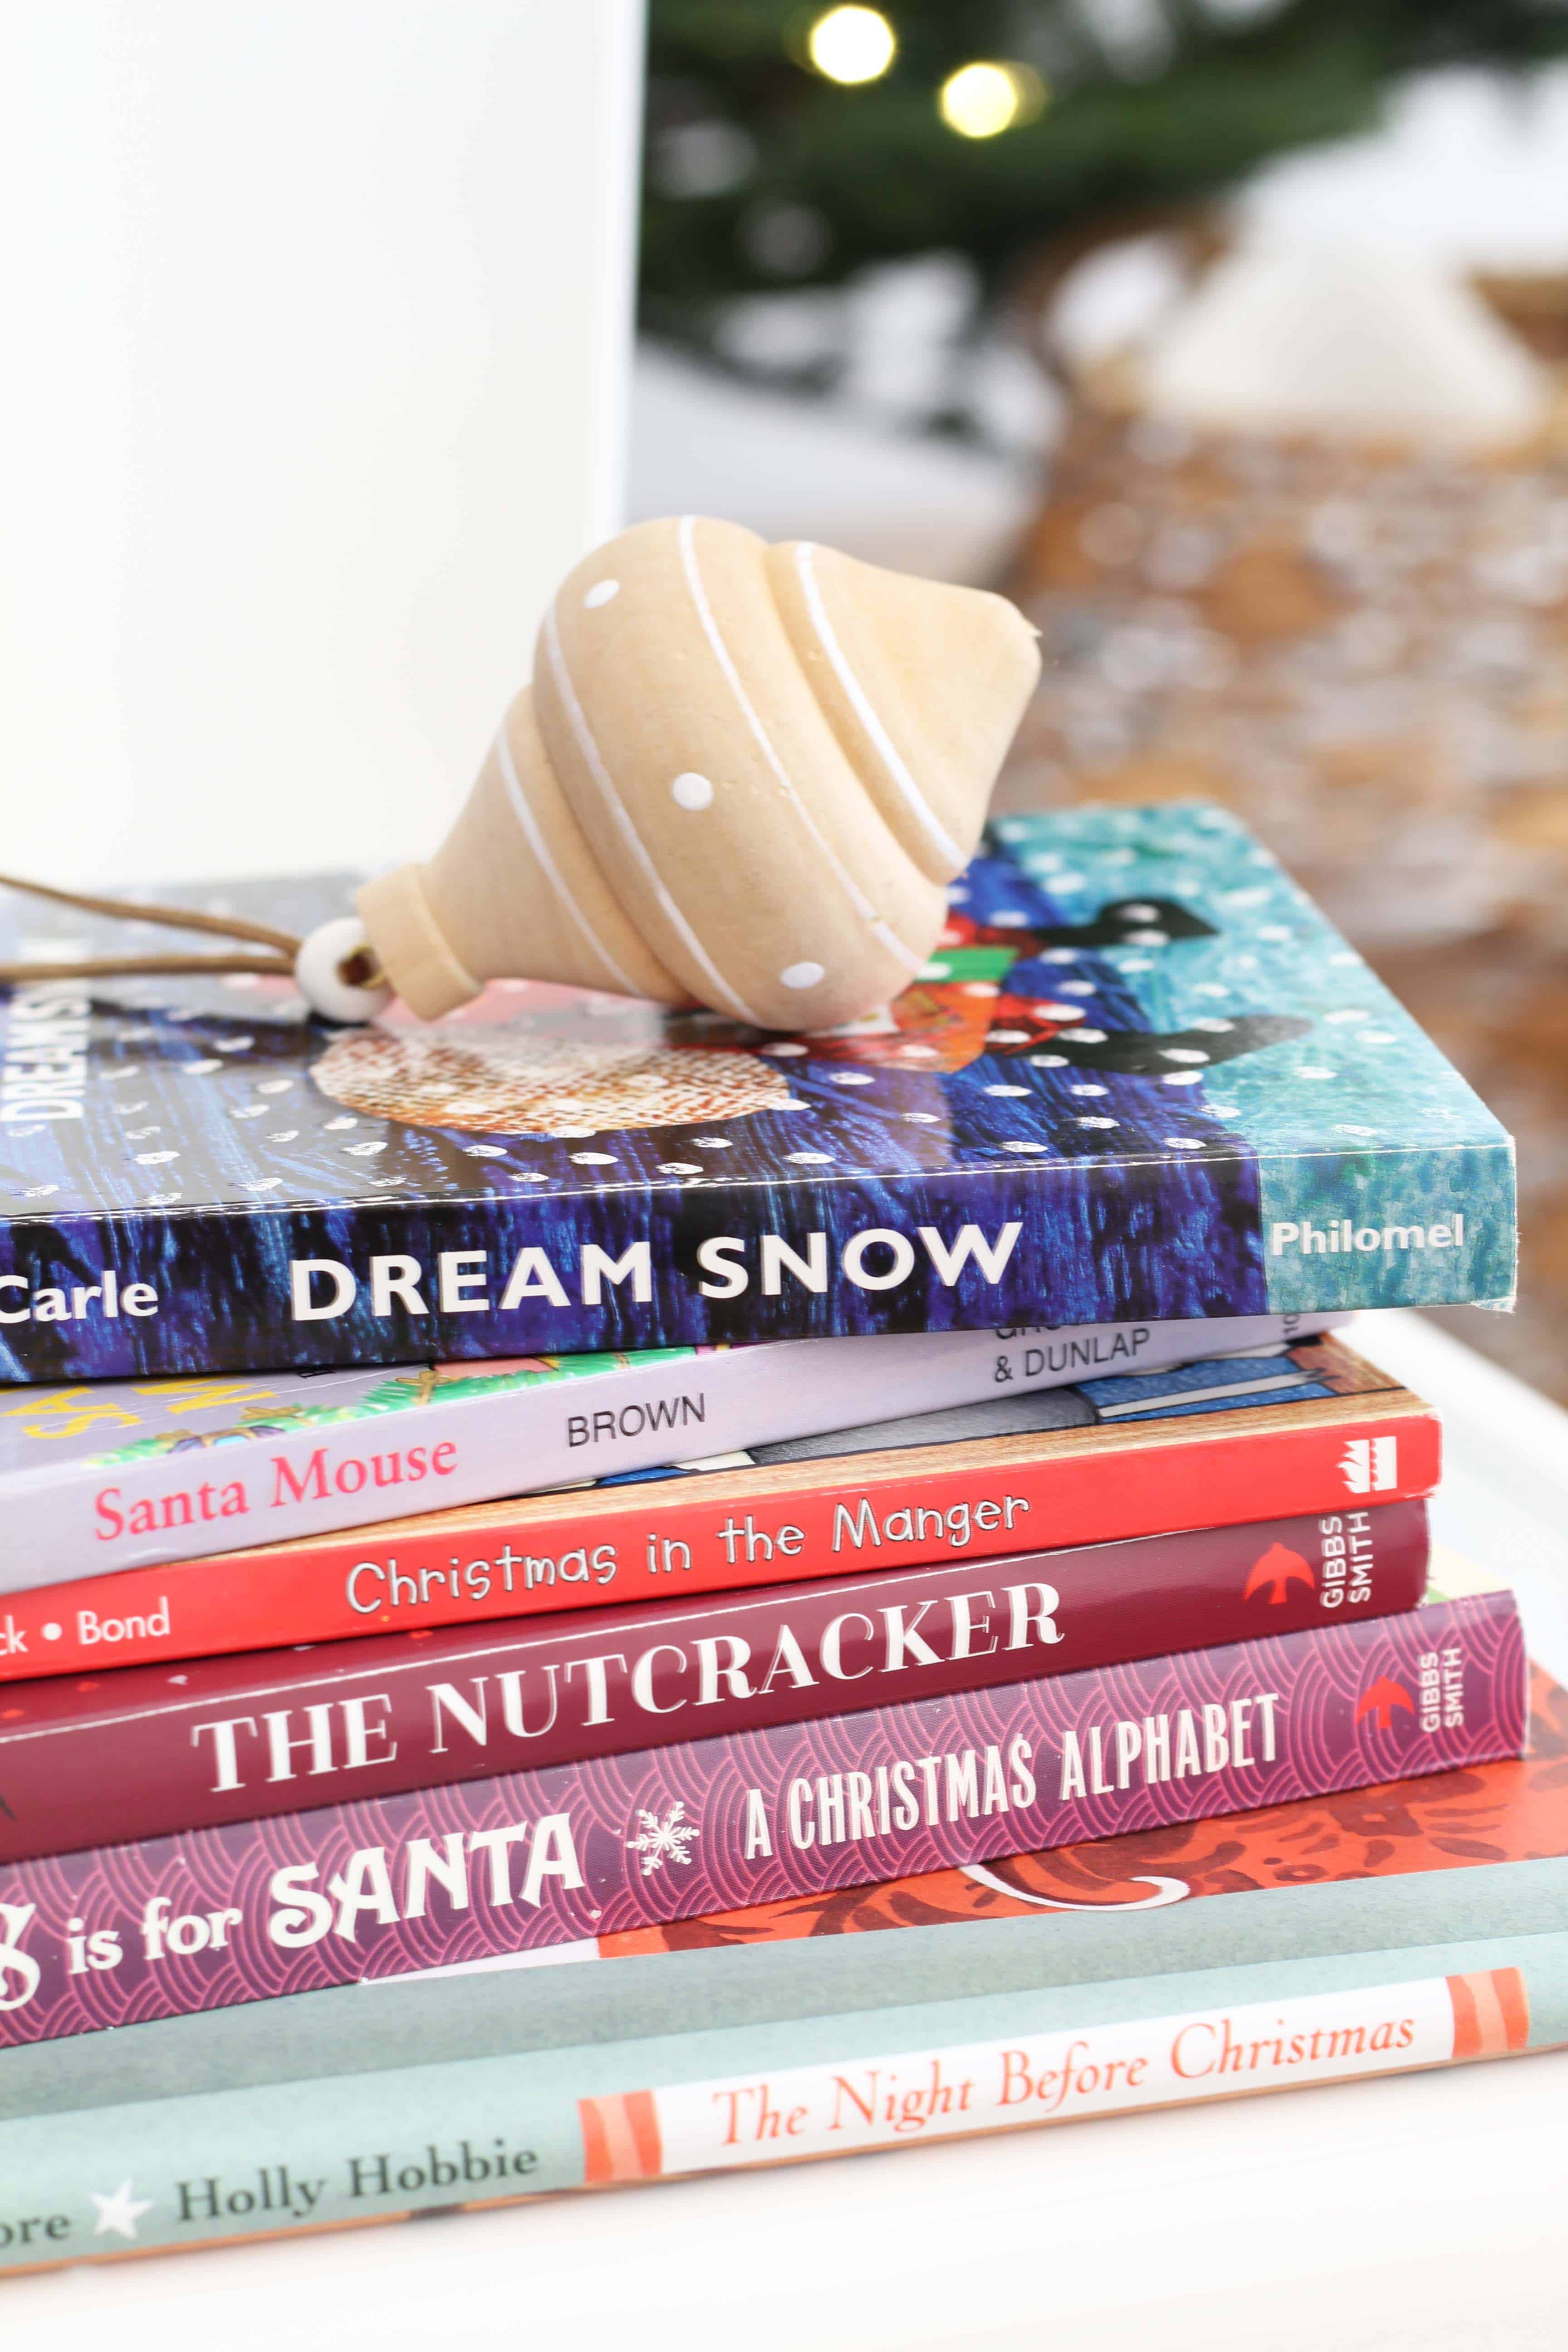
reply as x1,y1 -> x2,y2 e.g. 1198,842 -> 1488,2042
626,1801 -> 699,1876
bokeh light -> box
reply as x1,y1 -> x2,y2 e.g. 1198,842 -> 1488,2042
938,60 -> 1047,138
806,6 -> 898,86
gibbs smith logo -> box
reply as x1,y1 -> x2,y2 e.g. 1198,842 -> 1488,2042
1355,1675 -> 1417,1734
1339,1436 -> 1397,1495
1270,1214 -> 1465,1261
1242,1543 -> 1314,1606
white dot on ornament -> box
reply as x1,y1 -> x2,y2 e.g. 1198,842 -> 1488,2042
570,1152 -> 617,1165
1071,1084 -> 1107,1097
1122,903 -> 1158,921
828,1071 -> 875,1086
1077,1117 -> 1118,1129
987,1029 -> 1032,1045
1002,1140 -> 1047,1153
1161,1072 -> 1203,1087
658,1162 -> 703,1175
985,1084 -> 1029,1097
693,1136 -> 734,1149
324,1116 -> 358,1131
179,1060 -> 223,1077
761,1041 -> 808,1057
781,962 -> 825,990
671,771 -> 714,811
1029,1053 -> 1068,1068
1125,930 -> 1168,947
466,1145 -> 507,1158
1161,1049 -> 1209,1065
584,579 -> 620,608
256,1078 -> 294,1094
991,910 -> 1028,927
134,1150 -> 179,1165
343,1141 -> 386,1157
786,1150 -> 834,1164
774,1098 -> 811,1110
962,983 -> 999,999
265,1129 -> 299,1143
1358,1030 -> 1396,1044
1165,1137 -> 1204,1150
902,1112 -> 941,1124
1298,1068 -> 1337,1080
1189,1018 -> 1235,1033
1061,1028 -> 1105,1044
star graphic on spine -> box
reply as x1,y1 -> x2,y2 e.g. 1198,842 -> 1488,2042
90,2179 -> 155,2239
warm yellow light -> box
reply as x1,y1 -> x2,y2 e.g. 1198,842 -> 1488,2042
806,6 -> 897,85
938,59 -> 1047,138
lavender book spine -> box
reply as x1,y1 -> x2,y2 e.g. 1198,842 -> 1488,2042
0,1592 -> 1525,2047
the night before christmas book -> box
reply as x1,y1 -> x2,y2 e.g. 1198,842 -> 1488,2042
0,802 -> 1515,1380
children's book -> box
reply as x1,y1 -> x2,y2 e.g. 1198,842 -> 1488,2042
0,1310 -> 1328,1588
0,1578 -> 1560,2271
0,1333 -> 1438,1677
0,804 -> 1514,1378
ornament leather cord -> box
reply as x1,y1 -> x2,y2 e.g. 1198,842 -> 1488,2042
0,872 -> 382,992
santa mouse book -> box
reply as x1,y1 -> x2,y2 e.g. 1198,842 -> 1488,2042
0,802 -> 1514,1380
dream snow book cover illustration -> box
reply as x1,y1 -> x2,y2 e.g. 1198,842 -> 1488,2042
0,802 -> 1514,1380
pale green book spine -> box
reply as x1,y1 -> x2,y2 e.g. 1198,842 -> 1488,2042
4,1924 -> 1566,2271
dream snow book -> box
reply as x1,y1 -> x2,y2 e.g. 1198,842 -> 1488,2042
0,802 -> 1515,1379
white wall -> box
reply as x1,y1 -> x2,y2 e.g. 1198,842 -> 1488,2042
0,0 -> 644,885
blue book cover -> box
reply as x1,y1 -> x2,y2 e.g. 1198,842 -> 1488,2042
0,801 -> 1514,1379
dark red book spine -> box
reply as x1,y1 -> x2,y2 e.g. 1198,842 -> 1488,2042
0,1499 -> 1428,1862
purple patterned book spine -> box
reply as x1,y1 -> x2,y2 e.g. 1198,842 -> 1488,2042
0,1591 -> 1524,2047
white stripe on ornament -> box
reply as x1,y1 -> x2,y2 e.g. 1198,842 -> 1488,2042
794,539 -> 964,872
542,601 -> 760,1024
676,514 -> 925,977
491,721 -> 644,998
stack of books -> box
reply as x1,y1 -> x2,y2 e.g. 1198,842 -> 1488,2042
0,801 -> 1544,2268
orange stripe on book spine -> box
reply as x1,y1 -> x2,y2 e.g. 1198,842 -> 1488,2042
1448,1967 -> 1530,2060
579,2091 -> 663,2184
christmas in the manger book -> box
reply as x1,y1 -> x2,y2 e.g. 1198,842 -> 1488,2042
0,803 -> 1514,1379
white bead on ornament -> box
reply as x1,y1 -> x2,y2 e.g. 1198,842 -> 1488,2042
293,514 -> 1041,1032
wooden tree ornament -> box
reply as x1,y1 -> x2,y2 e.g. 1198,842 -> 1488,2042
0,517 -> 1040,1031
354,515 -> 1040,1030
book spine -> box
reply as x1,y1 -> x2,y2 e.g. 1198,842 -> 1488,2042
0,1500 -> 1430,1862
0,1396 -> 1441,1682
1,1311 -> 1333,1590
0,1136 -> 1513,1383
0,1590 -> 1523,2048
0,1933 -> 1552,2270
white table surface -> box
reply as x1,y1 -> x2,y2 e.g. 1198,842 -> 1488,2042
10,1308 -> 1568,2348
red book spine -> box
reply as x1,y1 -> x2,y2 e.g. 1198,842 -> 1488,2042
0,1398 -> 1440,1684
0,1588 -> 1523,2050
0,1500 -> 1429,1862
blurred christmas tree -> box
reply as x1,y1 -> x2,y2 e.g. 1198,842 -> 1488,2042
643,0 -> 1568,350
